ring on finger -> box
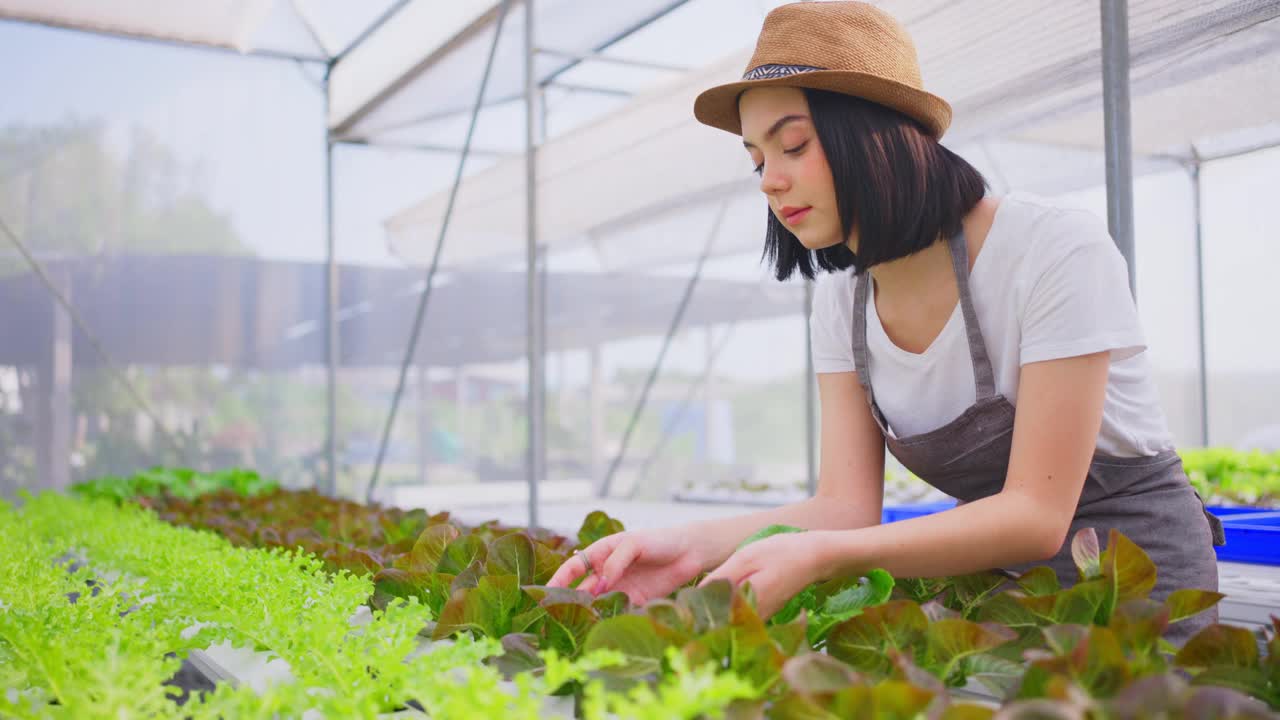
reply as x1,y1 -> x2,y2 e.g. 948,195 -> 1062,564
573,545 -> 591,573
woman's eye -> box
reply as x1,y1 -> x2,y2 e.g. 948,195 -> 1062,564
752,141 -> 806,176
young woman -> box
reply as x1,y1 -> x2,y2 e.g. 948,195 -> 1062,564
548,1 -> 1224,643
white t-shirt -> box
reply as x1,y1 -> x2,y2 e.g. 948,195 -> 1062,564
810,191 -> 1174,458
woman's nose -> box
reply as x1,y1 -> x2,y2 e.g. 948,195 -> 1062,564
759,165 -> 789,195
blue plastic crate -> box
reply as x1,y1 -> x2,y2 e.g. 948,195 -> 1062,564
881,503 -> 1280,566
1213,510 -> 1280,566
881,500 -> 956,524
1206,506 -> 1268,518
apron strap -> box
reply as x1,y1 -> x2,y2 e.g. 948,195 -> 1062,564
946,231 -> 998,401
851,230 -> 997,426
851,272 -> 890,433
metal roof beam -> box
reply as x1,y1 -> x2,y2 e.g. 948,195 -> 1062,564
328,0 -> 500,135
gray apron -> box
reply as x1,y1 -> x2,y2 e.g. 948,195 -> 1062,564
850,231 -> 1226,645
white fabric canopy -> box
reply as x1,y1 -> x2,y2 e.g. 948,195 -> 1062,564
384,0 -> 1280,268
0,0 -> 275,52
384,50 -> 751,269
327,0 -> 496,134
6,0 -> 1276,269
329,0 -> 690,140
0,0 -> 404,60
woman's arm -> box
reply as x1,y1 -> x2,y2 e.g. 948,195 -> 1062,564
814,351 -> 1110,580
559,372 -> 887,598
682,371 -> 886,573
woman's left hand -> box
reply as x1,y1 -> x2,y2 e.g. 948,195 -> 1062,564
699,530 -> 832,619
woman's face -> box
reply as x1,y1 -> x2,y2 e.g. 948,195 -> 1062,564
739,86 -> 846,251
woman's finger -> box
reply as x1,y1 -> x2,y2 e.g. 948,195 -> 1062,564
742,572 -> 775,616
547,551 -> 585,588
698,555 -> 740,589
595,536 -> 643,594
547,535 -> 615,588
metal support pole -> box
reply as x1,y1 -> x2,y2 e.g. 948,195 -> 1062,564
589,343 -> 604,493
803,279 -> 817,497
418,362 -> 430,485
323,111 -> 339,497
366,0 -> 515,505
1101,0 -> 1137,297
36,269 -> 72,492
1189,152 -> 1210,447
704,327 -> 715,466
525,0 -> 544,530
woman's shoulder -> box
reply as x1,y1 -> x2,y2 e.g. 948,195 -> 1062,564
813,266 -> 859,302
809,268 -> 860,330
996,191 -> 1116,252
987,191 -> 1124,282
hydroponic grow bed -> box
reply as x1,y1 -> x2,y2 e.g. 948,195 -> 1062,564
5,471 -> 1278,719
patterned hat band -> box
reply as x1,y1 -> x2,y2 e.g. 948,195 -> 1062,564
741,63 -> 826,80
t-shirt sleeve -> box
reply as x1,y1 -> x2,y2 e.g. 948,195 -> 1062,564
1019,210 -> 1147,366
810,272 -> 858,374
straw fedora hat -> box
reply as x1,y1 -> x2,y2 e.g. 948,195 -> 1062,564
693,1 -> 952,138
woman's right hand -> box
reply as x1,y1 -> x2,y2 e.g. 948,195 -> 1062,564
546,527 -> 705,605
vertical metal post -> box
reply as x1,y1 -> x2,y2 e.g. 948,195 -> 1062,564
589,342 -> 604,492
418,362 -> 430,484
803,279 -> 817,497
456,367 -> 469,469
1101,0 -> 1137,297
525,0 -> 543,530
541,239 -> 549,456
35,269 -> 72,492
323,73 -> 339,496
1190,154 -> 1210,447
703,326 -> 716,465
365,0 -> 514,505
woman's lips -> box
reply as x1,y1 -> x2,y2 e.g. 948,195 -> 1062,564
781,206 -> 812,224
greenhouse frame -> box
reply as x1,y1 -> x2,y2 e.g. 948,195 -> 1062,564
2,0 -> 1279,717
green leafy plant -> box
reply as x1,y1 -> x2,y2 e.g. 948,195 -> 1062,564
71,466 -> 277,503
25,470 -> 1280,718
996,671 -> 1276,719
824,597 -> 1018,690
0,500 -> 198,718
1174,616 -> 1280,710
15,492 -> 635,718
134,485 -> 624,625
13,491 -> 438,716
972,528 -> 1239,706
1182,448 -> 1280,507
573,578 -> 795,701
579,509 -> 626,547
734,523 -> 896,645
580,647 -> 762,720
770,652 -> 995,719
736,523 -> 809,547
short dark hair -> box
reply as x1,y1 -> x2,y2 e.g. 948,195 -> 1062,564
761,88 -> 988,281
